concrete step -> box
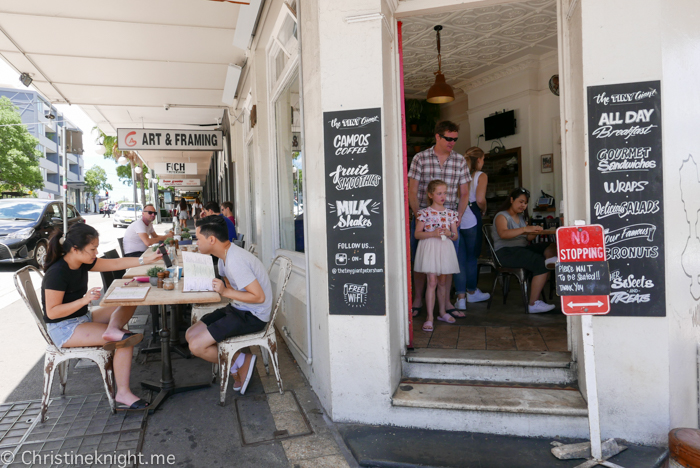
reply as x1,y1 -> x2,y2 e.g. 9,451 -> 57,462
403,348 -> 576,385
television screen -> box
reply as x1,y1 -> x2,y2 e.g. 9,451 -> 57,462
484,110 -> 516,140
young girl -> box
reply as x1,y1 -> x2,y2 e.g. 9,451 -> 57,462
414,179 -> 461,332
492,187 -> 557,313
177,198 -> 189,229
42,223 -> 162,410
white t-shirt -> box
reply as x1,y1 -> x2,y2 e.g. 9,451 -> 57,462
218,244 -> 273,322
123,218 -> 156,254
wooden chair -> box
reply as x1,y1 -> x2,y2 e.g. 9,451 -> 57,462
482,224 -> 532,314
191,256 -> 293,405
14,266 -> 116,422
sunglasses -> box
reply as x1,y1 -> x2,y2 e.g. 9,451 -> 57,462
144,210 -> 157,215
439,135 -> 458,143
516,188 -> 530,197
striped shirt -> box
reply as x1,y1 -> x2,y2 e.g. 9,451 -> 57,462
408,146 -> 471,211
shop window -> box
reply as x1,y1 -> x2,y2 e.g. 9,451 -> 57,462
274,74 -> 303,252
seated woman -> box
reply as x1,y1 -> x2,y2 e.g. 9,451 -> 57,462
42,223 -> 161,410
493,187 -> 557,313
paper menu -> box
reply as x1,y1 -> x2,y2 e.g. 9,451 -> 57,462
182,252 -> 216,292
104,286 -> 150,302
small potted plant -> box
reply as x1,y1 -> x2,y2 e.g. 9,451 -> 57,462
406,99 -> 423,133
147,266 -> 165,286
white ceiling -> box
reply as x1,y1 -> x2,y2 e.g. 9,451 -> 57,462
0,0 -> 252,180
401,0 -> 557,97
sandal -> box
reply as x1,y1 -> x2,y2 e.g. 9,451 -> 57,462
411,306 -> 422,317
116,398 -> 149,411
446,308 -> 466,318
422,321 -> 434,332
103,332 -> 143,351
437,314 -> 456,324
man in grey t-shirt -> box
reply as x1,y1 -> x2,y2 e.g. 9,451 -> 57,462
186,215 -> 272,395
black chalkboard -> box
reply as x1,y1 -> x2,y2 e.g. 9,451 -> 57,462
587,81 -> 665,316
324,108 -> 385,315
556,262 -> 611,297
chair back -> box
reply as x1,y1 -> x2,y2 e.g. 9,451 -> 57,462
13,266 -> 54,347
117,237 -> 125,257
247,243 -> 257,255
482,224 -> 503,268
265,255 -> 293,335
99,249 -> 125,290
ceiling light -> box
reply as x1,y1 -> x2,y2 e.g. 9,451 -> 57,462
95,145 -> 106,156
145,173 -> 151,179
117,156 -> 128,165
19,73 -> 32,87
426,25 -> 455,104
135,166 -> 142,174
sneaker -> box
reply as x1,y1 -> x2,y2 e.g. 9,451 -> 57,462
455,298 -> 467,310
238,353 -> 257,395
529,300 -> 556,314
545,256 -> 558,270
231,370 -> 242,391
467,289 -> 490,303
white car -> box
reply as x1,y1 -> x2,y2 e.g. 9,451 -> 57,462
113,203 -> 143,228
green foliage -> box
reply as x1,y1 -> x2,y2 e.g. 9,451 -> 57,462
181,232 -> 192,240
85,166 -> 111,197
146,266 -> 165,277
405,99 -> 423,123
0,97 -> 43,192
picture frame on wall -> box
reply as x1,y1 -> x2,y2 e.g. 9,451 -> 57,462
541,153 -> 554,173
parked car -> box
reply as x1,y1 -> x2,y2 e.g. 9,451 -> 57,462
113,203 -> 143,228
0,199 -> 85,267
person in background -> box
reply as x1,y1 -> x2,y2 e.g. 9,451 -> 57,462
454,147 -> 491,309
42,223 -> 162,410
201,201 -> 237,241
408,121 -> 471,319
177,198 -> 189,230
492,187 -> 557,313
102,202 -> 111,218
185,215 -> 272,395
122,203 -> 173,257
221,202 -> 236,232
191,197 -> 203,221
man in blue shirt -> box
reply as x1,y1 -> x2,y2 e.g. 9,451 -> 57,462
201,201 -> 237,241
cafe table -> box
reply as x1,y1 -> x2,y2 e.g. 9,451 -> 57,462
100,278 -> 220,413
123,252 -> 184,278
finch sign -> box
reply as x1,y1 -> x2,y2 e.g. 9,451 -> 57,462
153,163 -> 197,175
556,225 -> 611,315
117,129 -> 223,151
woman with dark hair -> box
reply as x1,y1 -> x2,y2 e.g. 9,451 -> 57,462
42,223 -> 162,410
492,187 -> 557,314
177,198 -> 189,229
191,197 -> 203,221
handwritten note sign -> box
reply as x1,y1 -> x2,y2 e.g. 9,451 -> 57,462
324,108 -> 385,315
587,80 -> 665,316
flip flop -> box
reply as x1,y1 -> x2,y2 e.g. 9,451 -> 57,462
103,332 -> 143,351
116,398 -> 149,411
446,308 -> 466,318
437,314 -> 457,324
412,306 -> 422,317
422,321 -> 434,332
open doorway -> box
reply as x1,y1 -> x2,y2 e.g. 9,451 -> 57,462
399,0 -> 567,352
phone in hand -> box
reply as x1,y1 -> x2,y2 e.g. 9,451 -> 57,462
158,244 -> 172,268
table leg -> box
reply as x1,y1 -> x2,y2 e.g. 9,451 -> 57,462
170,305 -> 192,359
140,304 -> 210,413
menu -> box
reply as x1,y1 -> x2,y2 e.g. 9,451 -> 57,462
324,108 -> 385,315
587,80 -> 665,317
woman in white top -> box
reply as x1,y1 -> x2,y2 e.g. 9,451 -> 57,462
191,197 -> 203,220
454,147 -> 490,310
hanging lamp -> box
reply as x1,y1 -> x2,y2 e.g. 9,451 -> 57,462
426,25 -> 455,104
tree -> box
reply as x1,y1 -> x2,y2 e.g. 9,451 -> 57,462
94,127 -> 148,204
0,96 -> 43,193
84,166 -> 112,212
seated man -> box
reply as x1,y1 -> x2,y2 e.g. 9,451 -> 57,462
185,215 -> 272,395
201,201 -> 237,241
122,203 -> 173,257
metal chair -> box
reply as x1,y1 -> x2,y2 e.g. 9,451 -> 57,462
117,237 -> 125,258
482,224 -> 532,314
14,266 -> 116,422
246,243 -> 257,256
98,249 -> 125,291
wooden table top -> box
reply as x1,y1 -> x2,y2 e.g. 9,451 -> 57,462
538,228 -> 557,235
99,278 -> 220,307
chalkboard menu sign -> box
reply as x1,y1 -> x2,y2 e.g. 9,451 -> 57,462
587,80 -> 665,317
324,108 -> 385,315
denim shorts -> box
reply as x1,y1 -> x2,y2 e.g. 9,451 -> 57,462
47,313 -> 92,348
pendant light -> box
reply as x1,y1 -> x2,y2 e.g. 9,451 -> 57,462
426,25 -> 455,104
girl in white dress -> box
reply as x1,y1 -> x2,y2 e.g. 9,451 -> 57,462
414,179 -> 461,332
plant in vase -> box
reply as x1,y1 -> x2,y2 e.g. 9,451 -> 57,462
405,99 -> 423,133
147,266 -> 165,286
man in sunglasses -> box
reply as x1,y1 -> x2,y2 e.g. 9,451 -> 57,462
123,203 -> 174,257
408,121 -> 472,318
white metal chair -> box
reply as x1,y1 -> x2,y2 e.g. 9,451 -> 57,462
14,266 -> 116,422
246,243 -> 257,256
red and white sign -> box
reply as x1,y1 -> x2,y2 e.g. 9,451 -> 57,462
160,179 -> 201,187
556,224 -> 610,315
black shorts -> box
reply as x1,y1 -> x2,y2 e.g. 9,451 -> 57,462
496,243 -> 551,276
200,304 -> 267,343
